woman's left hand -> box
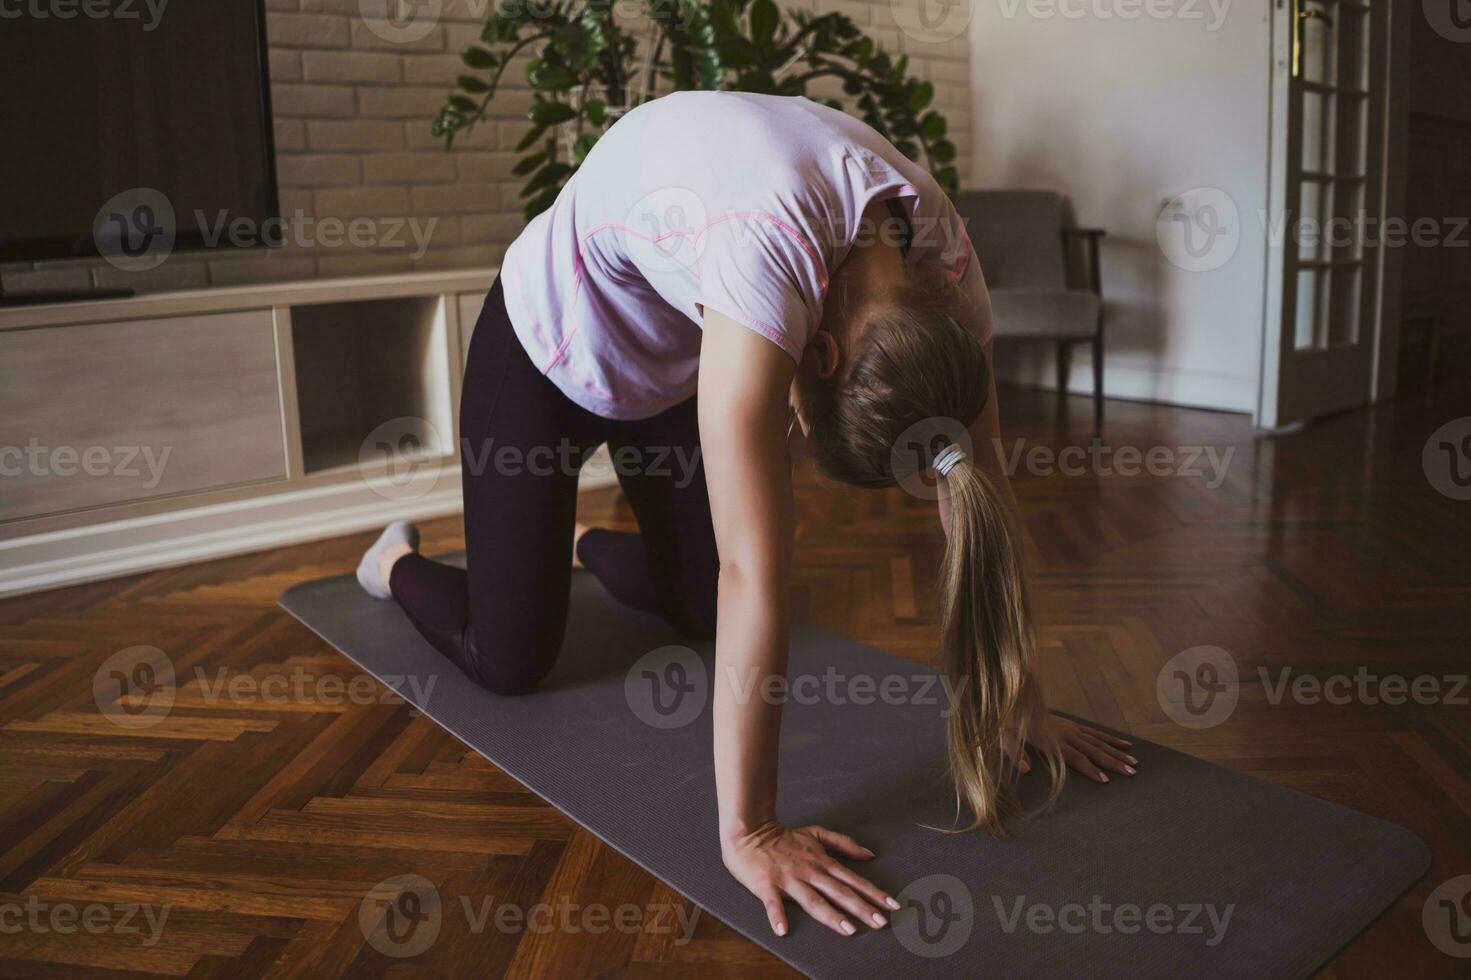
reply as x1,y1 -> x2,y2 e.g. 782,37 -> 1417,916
1005,714 -> 1138,783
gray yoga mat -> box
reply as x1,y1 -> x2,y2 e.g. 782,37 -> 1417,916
280,555 -> 1428,979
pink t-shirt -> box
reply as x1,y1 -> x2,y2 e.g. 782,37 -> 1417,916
500,91 -> 979,420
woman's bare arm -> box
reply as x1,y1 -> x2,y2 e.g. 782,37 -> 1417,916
698,310 -> 795,850
699,308 -> 899,937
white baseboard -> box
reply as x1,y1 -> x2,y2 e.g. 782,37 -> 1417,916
998,360 -> 1258,414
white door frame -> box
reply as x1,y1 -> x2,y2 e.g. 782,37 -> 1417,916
1257,0 -> 1410,429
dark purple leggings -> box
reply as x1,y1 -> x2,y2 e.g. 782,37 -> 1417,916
387,276 -> 719,695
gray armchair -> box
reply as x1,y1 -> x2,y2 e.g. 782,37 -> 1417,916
952,190 -> 1107,423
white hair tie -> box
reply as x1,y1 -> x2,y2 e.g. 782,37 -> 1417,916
932,444 -> 967,477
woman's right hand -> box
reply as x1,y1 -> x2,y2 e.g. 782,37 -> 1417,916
722,820 -> 901,937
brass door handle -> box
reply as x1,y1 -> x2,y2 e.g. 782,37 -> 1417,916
1299,5 -> 1335,27
1292,0 -> 1335,78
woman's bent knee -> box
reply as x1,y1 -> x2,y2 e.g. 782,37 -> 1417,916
463,633 -> 557,696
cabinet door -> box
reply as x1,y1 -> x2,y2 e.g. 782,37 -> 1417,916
0,310 -> 286,522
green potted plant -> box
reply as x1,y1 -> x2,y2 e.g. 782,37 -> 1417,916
433,0 -> 957,221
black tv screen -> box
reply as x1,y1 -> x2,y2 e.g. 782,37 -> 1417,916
0,0 -> 278,263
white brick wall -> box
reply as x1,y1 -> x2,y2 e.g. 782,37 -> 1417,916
1,0 -> 972,293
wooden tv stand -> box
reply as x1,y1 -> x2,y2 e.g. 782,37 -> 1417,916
0,269 -> 614,598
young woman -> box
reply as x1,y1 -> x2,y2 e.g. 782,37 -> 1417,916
357,91 -> 1136,938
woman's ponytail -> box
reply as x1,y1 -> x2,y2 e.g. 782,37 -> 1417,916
936,451 -> 1065,834
797,258 -> 1065,834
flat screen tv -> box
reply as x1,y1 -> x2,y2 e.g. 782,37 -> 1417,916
0,0 -> 279,270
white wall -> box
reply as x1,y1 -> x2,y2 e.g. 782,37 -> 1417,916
967,2 -> 1272,413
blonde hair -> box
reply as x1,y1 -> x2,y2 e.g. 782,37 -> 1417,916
798,262 -> 1065,834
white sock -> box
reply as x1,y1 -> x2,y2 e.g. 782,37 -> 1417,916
356,521 -> 420,600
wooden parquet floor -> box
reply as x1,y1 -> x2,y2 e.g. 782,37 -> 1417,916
1,383 -> 1468,978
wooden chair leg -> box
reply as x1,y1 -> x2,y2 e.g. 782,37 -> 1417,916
1056,341 -> 1071,408
1092,333 -> 1104,426
1426,319 -> 1440,391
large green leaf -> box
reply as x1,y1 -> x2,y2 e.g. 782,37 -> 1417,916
521,161 -> 574,196
573,133 -> 599,163
515,123 -> 549,152
512,151 -> 547,176
527,60 -> 578,90
749,0 -> 778,46
523,185 -> 561,222
527,100 -> 578,125
909,81 -> 935,113
461,46 -> 497,69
